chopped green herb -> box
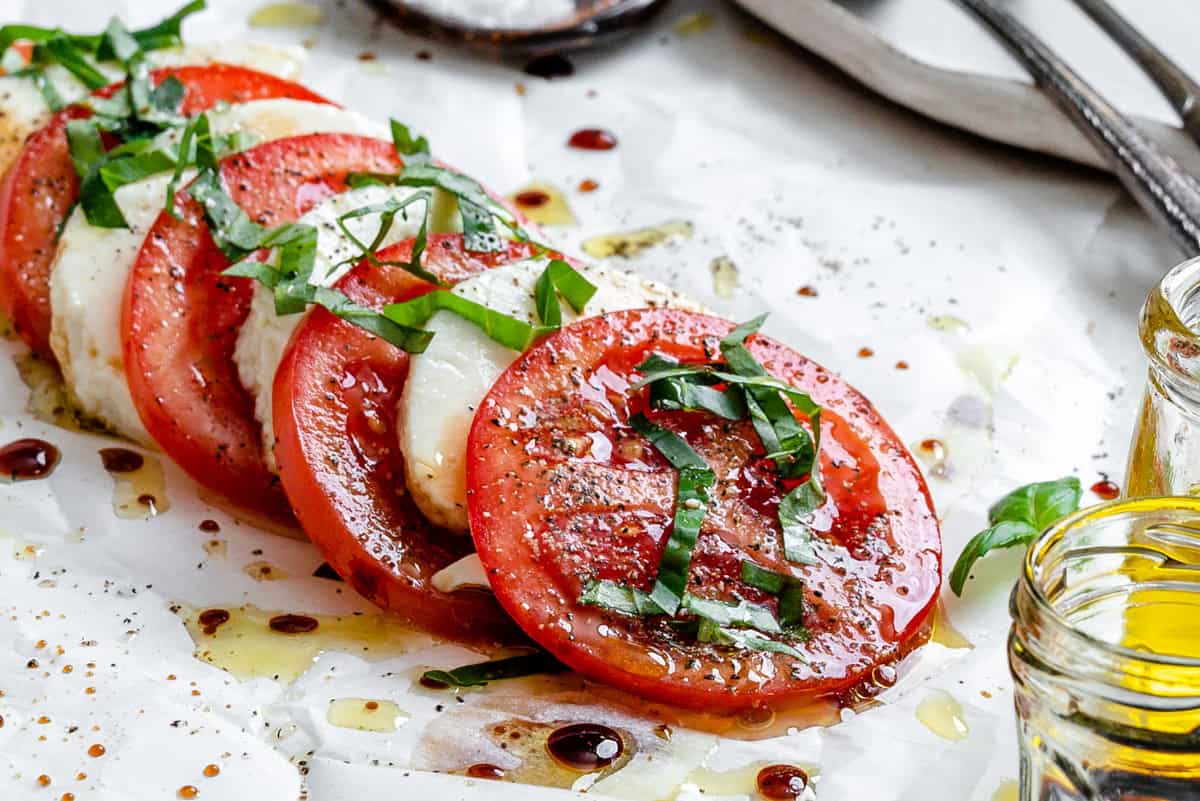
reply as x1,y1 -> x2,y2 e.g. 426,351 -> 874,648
389,119 -> 430,161
697,619 -> 805,659
579,580 -> 667,617
627,413 -> 714,615
681,594 -> 781,634
533,259 -> 596,328
384,287 -> 552,352
333,192 -> 444,286
740,561 -> 805,630
949,477 -> 1082,596
420,652 -> 565,688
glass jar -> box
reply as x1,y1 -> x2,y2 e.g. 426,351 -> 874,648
1009,496 -> 1200,800
1126,256 -> 1200,497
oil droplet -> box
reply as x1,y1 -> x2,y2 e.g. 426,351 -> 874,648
916,690 -> 969,741
857,347 -> 874,358
578,179 -> 599,193
177,604 -> 420,684
178,785 -> 199,799
14,353 -> 97,433
61,794 -> 75,801
37,774 -> 51,787
243,561 -> 286,581
546,723 -> 623,771
895,360 -> 910,370
102,451 -> 170,519
797,285 -> 818,297
466,763 -> 505,780
247,1 -> 323,27
87,743 -> 106,757
757,764 -> 809,800
202,765 -> 220,778
736,705 -> 776,731
507,182 -> 576,226
675,10 -> 715,35
581,220 -> 693,259
0,438 -> 60,482
710,256 -> 739,298
991,779 -> 1019,801
202,539 -> 227,558
198,519 -> 220,533
931,602 -> 973,650
918,438 -> 946,461
1091,479 -> 1120,500
567,128 -> 617,151
927,314 -> 969,333
326,698 -> 408,732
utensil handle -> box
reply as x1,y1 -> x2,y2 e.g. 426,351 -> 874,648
1072,0 -> 1200,148
953,0 -> 1200,258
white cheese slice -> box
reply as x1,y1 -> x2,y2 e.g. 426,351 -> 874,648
49,99 -> 386,447
234,182 -> 459,472
0,41 -> 304,179
429,553 -> 490,594
399,258 -> 701,534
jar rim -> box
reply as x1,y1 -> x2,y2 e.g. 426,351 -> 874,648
1141,255 -> 1200,381
1022,495 -> 1200,670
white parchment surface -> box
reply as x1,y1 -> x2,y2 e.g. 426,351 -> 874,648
0,0 -> 1180,799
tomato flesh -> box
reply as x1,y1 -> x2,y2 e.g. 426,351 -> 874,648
467,309 -> 941,711
121,133 -> 400,520
0,64 -> 328,357
272,235 -> 540,640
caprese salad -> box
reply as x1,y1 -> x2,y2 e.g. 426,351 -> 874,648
0,3 -> 941,713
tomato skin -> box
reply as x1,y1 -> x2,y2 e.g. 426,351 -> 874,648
121,133 -> 400,521
272,235 -> 540,641
467,309 -> 941,711
0,64 -> 329,358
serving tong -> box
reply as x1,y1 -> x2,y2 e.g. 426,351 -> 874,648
952,0 -> 1200,258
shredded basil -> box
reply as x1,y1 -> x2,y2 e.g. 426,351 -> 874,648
626,413 -> 714,615
681,594 -> 781,634
389,119 -> 430,161
420,652 -> 565,688
533,258 -> 597,328
696,620 -> 805,659
384,288 -> 552,352
334,192 -> 444,286
740,561 -> 805,630
579,580 -> 667,617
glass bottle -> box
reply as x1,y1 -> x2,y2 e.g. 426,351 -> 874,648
1009,496 -> 1200,800
1126,256 -> 1200,497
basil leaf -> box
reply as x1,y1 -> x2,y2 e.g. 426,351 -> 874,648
188,168 -> 268,259
394,162 -> 513,253
100,17 -> 140,65
420,652 -> 565,688
696,620 -> 804,659
627,413 -> 714,615
127,0 -> 206,53
579,580 -> 667,617
987,477 -> 1083,532
334,192 -> 444,286
644,373 -> 746,421
740,561 -> 805,630
682,595 -> 781,634
389,119 -> 430,161
65,119 -> 104,177
533,259 -> 597,329
949,477 -> 1082,597
36,37 -> 108,89
1,3 -> 201,68
384,290 -> 550,352
948,519 -> 1039,597
66,119 -> 130,228
779,480 -> 824,566
270,226 -> 320,315
308,286 -> 433,353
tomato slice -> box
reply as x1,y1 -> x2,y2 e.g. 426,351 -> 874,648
121,133 -> 400,520
272,235 -> 540,640
0,64 -> 329,357
467,309 -> 941,711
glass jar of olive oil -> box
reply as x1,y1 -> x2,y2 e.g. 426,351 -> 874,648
1126,256 -> 1200,497
1009,497 -> 1200,800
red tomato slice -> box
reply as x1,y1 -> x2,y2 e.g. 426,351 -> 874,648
272,235 -> 540,640
467,309 -> 941,711
0,64 -> 329,358
121,133 -> 400,521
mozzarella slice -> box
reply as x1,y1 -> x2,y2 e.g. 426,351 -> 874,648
0,42 -> 304,179
49,99 -> 386,447
430,553 -> 490,594
399,258 -> 701,534
235,182 -> 457,472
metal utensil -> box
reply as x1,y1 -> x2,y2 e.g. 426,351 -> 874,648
364,0 -> 670,56
1072,0 -> 1200,149
953,0 -> 1200,258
